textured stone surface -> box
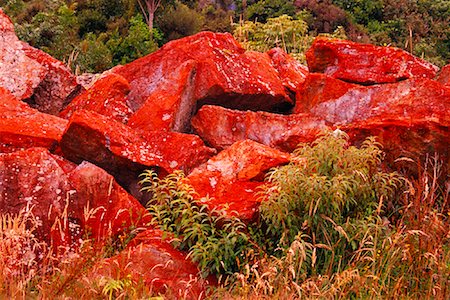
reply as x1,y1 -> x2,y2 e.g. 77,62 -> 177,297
267,47 -> 309,94
0,148 -> 148,252
60,110 -> 215,186
114,31 -> 292,115
127,61 -> 197,132
20,42 -> 79,115
93,229 -> 209,299
436,64 -> 450,88
192,105 -> 329,152
0,88 -> 68,153
0,10 -> 78,114
187,140 -> 290,222
306,37 -> 439,84
60,73 -> 132,123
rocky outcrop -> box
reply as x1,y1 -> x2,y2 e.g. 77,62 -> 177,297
113,32 -> 292,131
0,9 -> 79,114
0,88 -> 68,153
1,7 -> 449,293
306,37 -> 439,84
192,105 -> 329,152
187,140 -> 290,222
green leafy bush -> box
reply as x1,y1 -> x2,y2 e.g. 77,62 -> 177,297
139,170 -> 256,277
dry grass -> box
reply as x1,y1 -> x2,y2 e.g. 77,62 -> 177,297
1,154 -> 448,299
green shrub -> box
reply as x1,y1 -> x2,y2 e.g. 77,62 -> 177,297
139,170 -> 256,277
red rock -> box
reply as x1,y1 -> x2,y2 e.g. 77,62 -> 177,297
295,75 -> 450,170
267,47 -> 309,94
306,37 -> 439,84
0,88 -> 68,153
92,229 -> 209,299
0,147 -> 149,252
60,110 -> 215,185
294,73 -> 357,113
436,64 -> 450,88
297,77 -> 450,127
67,161 -> 150,240
127,61 -> 197,132
60,73 -> 132,123
114,31 -> 291,116
20,43 -> 79,115
0,10 -> 79,113
0,11 -> 45,100
187,140 -> 290,222
191,105 -> 329,152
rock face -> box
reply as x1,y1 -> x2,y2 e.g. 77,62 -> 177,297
0,9 -> 78,114
0,148 -> 148,252
127,61 -> 197,132
192,105 -> 329,152
93,229 -> 209,299
113,31 -> 292,120
187,140 -> 290,222
306,37 -> 439,84
436,64 -> 450,88
267,47 -> 309,95
60,110 -> 215,186
60,73 -> 132,123
0,88 -> 68,153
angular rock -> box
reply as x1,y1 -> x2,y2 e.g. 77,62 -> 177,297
187,140 -> 290,222
267,47 -> 309,94
127,61 -> 197,132
191,105 -> 329,152
20,43 -> 80,115
60,73 -> 132,123
436,64 -> 450,88
306,37 -> 439,84
92,229 -> 208,299
113,31 -> 291,115
294,73 -> 357,113
0,148 -> 148,252
295,75 -> 450,169
0,11 -> 45,100
0,9 -> 79,114
60,110 -> 215,186
0,88 -> 68,153
297,77 -> 450,127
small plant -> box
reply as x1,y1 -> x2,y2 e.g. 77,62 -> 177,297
139,170 -> 257,277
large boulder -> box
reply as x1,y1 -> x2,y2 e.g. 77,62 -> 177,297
0,148 -> 148,252
267,47 -> 309,95
92,229 -> 209,299
60,110 -> 215,187
187,140 -> 290,222
0,88 -> 68,153
295,74 -> 450,168
306,37 -> 439,84
0,9 -> 79,114
192,105 -> 329,152
113,32 -> 291,123
60,73 -> 132,123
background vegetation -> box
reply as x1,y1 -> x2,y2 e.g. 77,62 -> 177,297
1,0 -> 448,73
